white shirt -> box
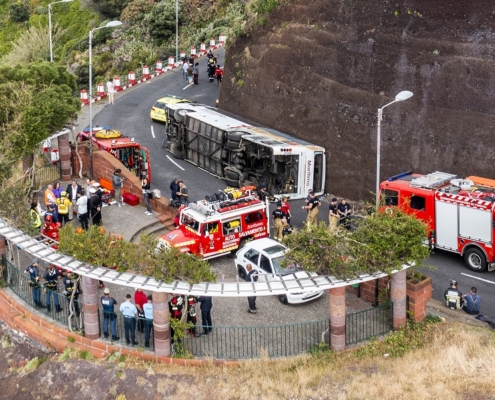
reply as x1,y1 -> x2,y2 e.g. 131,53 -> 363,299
76,195 -> 88,214
182,62 -> 189,73
107,80 -> 115,94
69,185 -> 78,201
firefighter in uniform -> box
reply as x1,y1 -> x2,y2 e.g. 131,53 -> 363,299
186,296 -> 200,337
302,191 -> 320,230
43,264 -> 62,313
24,260 -> 42,308
444,280 -> 464,310
272,202 -> 284,241
169,294 -> 184,343
62,271 -> 81,316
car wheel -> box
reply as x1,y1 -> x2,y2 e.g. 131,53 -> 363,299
464,247 -> 488,272
237,265 -> 246,279
239,238 -> 252,250
278,294 -> 289,305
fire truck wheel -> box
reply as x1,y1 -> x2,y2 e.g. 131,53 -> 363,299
237,265 -> 246,279
171,140 -> 183,159
464,248 -> 488,272
277,294 -> 289,305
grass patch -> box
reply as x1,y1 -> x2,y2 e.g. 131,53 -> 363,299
78,350 -> 94,361
20,357 -> 46,373
67,336 -> 76,343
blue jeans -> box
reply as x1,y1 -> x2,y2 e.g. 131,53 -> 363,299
144,194 -> 152,213
45,290 -> 59,306
103,311 -> 117,336
32,287 -> 41,304
144,319 -> 153,344
124,317 -> 136,341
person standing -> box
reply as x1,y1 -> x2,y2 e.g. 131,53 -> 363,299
337,199 -> 352,230
62,271 -> 81,317
246,264 -> 258,314
143,295 -> 153,348
76,192 -> 89,230
272,202 -> 284,241
141,178 -> 153,216
107,78 -> 115,105
182,61 -> 189,82
112,169 -> 124,207
215,65 -> 224,85
66,180 -> 82,204
169,294 -> 184,343
85,178 -> 92,198
29,202 -> 42,232
197,296 -> 212,336
52,181 -> 62,199
177,181 -> 188,205
302,191 -> 320,230
280,197 -> 291,226
462,287 -> 481,315
43,264 -> 62,313
193,62 -> 199,85
88,188 -> 102,225
186,296 -> 199,337
24,260 -> 42,308
101,288 -> 120,341
187,63 -> 194,87
170,178 -> 180,201
134,288 -> 148,333
207,59 -> 216,82
56,191 -> 72,227
120,294 -> 138,345
328,197 -> 339,232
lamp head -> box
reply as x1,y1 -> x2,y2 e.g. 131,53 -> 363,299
105,21 -> 122,28
395,90 -> 413,102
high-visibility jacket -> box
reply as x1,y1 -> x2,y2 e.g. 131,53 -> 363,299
29,209 -> 41,228
56,197 -> 72,215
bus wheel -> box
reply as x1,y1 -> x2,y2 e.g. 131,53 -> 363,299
464,247 -> 488,272
171,140 -> 183,159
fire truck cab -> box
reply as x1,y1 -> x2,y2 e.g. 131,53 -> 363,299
158,196 -> 269,259
380,171 -> 495,273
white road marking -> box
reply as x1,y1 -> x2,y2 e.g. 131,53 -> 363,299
460,273 -> 495,285
183,83 -> 192,90
151,126 -> 155,139
166,155 -> 185,171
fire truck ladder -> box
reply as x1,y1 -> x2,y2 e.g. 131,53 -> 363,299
410,171 -> 457,189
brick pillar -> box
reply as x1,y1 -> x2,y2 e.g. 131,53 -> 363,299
82,276 -> 100,340
58,133 -> 71,181
329,287 -> 346,351
391,270 -> 407,329
153,292 -> 171,357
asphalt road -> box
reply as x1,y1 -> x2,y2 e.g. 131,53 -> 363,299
91,49 -> 495,317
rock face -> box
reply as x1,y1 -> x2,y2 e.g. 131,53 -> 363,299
220,0 -> 495,200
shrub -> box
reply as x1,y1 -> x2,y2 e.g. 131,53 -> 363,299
10,1 -> 30,23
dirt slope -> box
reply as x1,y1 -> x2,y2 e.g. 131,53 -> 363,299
220,0 -> 495,199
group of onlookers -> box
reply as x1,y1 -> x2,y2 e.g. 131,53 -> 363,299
182,50 -> 224,87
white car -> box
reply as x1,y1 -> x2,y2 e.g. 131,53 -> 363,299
235,238 -> 324,305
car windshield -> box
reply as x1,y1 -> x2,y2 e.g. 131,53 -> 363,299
264,245 -> 287,255
181,213 -> 200,234
153,101 -> 166,109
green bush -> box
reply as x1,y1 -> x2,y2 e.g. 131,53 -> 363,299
149,0 -> 179,43
10,1 -> 30,23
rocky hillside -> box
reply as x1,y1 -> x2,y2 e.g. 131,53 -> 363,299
220,0 -> 495,200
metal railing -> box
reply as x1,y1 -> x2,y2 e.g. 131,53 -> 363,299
98,310 -> 154,351
33,163 -> 61,189
183,320 -> 330,359
345,304 -> 393,345
2,257 -> 84,331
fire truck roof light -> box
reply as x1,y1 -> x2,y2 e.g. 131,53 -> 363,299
388,171 -> 414,181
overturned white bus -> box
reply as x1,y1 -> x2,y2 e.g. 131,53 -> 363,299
162,104 -> 325,200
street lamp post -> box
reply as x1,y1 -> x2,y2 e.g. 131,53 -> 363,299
48,0 -> 73,63
175,0 -> 179,63
375,90 -> 414,211
88,20 -> 122,180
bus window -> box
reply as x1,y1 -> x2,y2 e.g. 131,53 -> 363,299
382,189 -> 399,206
410,195 -> 426,211
314,152 -> 324,193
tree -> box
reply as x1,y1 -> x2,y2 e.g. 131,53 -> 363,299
9,1 -> 30,23
58,225 -> 216,284
93,0 -> 133,19
282,208 -> 430,280
149,0 -> 179,43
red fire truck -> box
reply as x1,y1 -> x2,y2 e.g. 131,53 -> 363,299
158,195 -> 269,259
77,126 -> 151,182
380,171 -> 495,272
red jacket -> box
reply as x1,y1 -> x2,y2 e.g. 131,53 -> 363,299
134,290 -> 147,311
215,67 -> 224,77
